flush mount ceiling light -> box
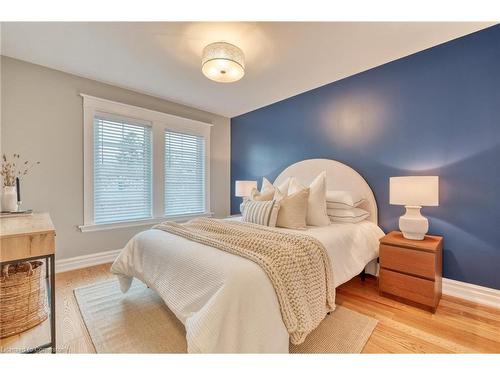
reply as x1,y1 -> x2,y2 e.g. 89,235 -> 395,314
202,42 -> 245,83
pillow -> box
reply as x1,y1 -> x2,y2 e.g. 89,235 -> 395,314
250,188 -> 275,201
327,207 -> 370,223
241,199 -> 280,227
260,177 -> 291,197
288,172 -> 330,226
326,190 -> 365,209
274,187 -> 309,229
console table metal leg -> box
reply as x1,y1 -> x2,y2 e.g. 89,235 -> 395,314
49,254 -> 56,353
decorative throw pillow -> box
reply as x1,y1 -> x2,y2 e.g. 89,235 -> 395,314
250,187 -> 275,201
274,187 -> 309,229
326,190 -> 365,209
288,172 -> 330,227
259,176 -> 291,198
327,207 -> 370,223
241,199 -> 280,227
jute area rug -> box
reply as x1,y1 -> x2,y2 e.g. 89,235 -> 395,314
74,279 -> 377,353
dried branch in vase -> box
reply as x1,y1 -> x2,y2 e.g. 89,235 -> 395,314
1,154 -> 40,187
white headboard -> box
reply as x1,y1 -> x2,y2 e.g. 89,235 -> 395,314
273,159 -> 378,225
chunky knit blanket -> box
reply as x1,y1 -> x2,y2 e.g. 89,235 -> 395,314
153,217 -> 335,344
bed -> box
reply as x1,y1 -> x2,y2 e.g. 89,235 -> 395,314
110,158 -> 385,353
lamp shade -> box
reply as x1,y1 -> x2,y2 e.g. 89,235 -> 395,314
202,42 -> 245,83
390,176 -> 439,206
235,180 -> 257,197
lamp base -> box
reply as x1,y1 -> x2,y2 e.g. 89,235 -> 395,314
399,205 -> 428,240
239,197 -> 247,214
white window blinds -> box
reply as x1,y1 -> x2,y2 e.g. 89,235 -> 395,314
93,115 -> 153,224
165,130 -> 206,216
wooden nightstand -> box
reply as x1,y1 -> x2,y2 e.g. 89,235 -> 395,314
379,231 -> 443,312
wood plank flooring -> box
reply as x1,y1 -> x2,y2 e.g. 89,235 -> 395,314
1,263 -> 499,353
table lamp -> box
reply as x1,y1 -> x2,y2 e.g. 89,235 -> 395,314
235,180 -> 257,214
390,176 -> 439,240
235,180 -> 257,199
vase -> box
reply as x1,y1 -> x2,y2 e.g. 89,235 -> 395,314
1,186 -> 18,212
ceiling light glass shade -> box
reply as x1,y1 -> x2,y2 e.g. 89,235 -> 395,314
202,42 -> 245,83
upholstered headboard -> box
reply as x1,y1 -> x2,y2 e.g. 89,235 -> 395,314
273,158 -> 378,224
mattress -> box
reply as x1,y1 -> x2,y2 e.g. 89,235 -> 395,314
111,219 -> 384,353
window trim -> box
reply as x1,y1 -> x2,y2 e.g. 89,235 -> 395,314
79,94 -> 212,231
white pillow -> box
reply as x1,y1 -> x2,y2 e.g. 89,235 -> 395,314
261,177 -> 291,196
327,207 -> 369,223
326,190 -> 365,209
288,172 -> 330,227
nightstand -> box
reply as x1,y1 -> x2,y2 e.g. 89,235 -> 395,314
379,231 -> 443,312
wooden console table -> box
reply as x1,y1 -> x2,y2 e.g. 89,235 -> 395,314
0,213 -> 56,353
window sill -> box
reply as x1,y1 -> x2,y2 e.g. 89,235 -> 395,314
78,212 -> 214,233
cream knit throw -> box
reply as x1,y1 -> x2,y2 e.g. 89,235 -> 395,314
153,218 -> 336,344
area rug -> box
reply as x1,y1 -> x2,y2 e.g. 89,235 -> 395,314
74,279 -> 377,353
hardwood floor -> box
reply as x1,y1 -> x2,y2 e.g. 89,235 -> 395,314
338,277 -> 500,353
1,263 -> 499,353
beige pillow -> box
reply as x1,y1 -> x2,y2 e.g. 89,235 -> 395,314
250,188 -> 275,201
274,187 -> 309,229
288,172 -> 330,227
260,177 -> 291,195
258,177 -> 291,199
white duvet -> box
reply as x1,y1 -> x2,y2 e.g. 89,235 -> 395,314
110,219 -> 384,353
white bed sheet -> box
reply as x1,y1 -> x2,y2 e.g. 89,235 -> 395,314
110,219 -> 384,353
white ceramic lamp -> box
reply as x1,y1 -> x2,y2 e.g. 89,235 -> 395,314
235,180 -> 257,214
390,176 -> 439,240
235,180 -> 257,198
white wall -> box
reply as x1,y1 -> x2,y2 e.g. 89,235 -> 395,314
1,56 -> 231,259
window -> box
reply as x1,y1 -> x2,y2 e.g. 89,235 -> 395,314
81,95 -> 211,231
165,131 -> 205,216
93,115 -> 152,224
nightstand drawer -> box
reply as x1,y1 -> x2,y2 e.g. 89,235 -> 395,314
379,268 -> 436,307
380,244 -> 435,280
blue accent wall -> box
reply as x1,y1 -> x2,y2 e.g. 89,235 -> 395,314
231,25 -> 500,290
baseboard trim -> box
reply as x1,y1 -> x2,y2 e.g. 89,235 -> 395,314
442,278 -> 500,309
56,249 -> 121,274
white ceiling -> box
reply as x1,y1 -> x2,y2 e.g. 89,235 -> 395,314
1,22 -> 495,117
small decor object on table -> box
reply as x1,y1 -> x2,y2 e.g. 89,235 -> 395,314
1,185 -> 17,212
0,209 -> 34,218
379,231 -> 443,312
1,153 -> 39,213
